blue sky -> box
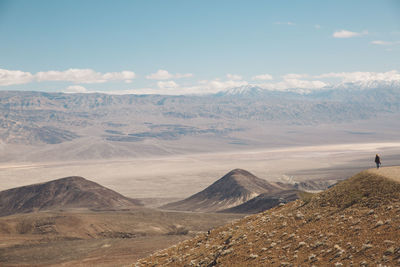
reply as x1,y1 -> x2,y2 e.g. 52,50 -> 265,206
1,0 -> 400,94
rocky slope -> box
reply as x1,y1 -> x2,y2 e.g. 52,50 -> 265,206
0,176 -> 142,216
220,189 -> 302,214
137,167 -> 400,266
161,169 -> 295,212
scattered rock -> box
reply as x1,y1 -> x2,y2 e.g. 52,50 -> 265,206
385,246 -> 395,255
375,220 -> 384,228
368,209 -> 375,215
362,244 -> 373,251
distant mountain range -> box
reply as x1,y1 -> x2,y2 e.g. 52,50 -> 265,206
217,80 -> 400,97
0,83 -> 399,161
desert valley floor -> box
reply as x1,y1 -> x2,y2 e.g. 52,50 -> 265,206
1,142 -> 400,201
1,143 -> 400,266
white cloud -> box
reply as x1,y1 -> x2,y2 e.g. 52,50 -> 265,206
102,71 -> 136,83
0,68 -> 136,87
332,30 -> 368,38
252,74 -> 273,81
157,80 -> 179,90
103,70 -> 400,95
146,69 -> 173,80
252,74 -> 328,92
283,79 -> 327,89
146,69 -> 193,80
371,40 -> 392,46
174,79 -> 249,95
226,74 -> 242,80
316,70 -> 400,83
259,79 -> 327,92
0,69 -> 34,86
371,40 -> 400,46
35,69 -> 136,84
64,85 -> 88,93
207,79 -> 248,90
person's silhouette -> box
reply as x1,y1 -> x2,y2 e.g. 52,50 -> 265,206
375,154 -> 381,169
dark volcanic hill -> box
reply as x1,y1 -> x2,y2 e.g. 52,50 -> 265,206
161,169 -> 294,212
220,189 -> 302,214
0,176 -> 142,217
138,167 -> 400,266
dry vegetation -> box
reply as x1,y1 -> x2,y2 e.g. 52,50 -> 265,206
137,167 -> 400,266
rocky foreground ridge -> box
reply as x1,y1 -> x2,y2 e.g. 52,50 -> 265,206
136,167 -> 400,266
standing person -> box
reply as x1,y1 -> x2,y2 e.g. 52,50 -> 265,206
375,154 -> 381,169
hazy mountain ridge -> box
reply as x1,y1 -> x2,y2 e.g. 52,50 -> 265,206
0,85 -> 399,161
2,84 -> 399,123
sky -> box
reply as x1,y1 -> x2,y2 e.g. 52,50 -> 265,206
0,0 -> 400,95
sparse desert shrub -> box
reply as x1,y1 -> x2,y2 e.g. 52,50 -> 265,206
16,220 -> 33,234
0,222 -> 11,234
299,191 -> 315,206
167,225 -> 189,235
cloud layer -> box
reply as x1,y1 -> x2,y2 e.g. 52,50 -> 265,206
0,68 -> 136,86
0,69 -> 34,86
36,69 -> 136,84
316,70 -> 400,83
146,69 -> 193,80
371,40 -> 400,46
333,30 -> 368,38
2,68 -> 400,95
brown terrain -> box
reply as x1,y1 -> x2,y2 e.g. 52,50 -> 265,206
161,169 -> 298,213
0,176 -> 243,266
137,166 -> 400,266
0,176 -> 142,217
0,209 -> 241,266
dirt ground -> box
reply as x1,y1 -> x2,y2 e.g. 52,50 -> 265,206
0,210 -> 242,267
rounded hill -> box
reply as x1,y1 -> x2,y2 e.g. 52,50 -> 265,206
0,176 -> 142,217
161,169 -> 293,212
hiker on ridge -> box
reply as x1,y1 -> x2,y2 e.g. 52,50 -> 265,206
375,154 -> 381,169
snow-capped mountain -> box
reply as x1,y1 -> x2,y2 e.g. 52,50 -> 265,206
215,85 -> 267,97
331,80 -> 400,90
216,79 -> 400,98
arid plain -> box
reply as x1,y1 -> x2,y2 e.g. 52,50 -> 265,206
1,142 -> 400,201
